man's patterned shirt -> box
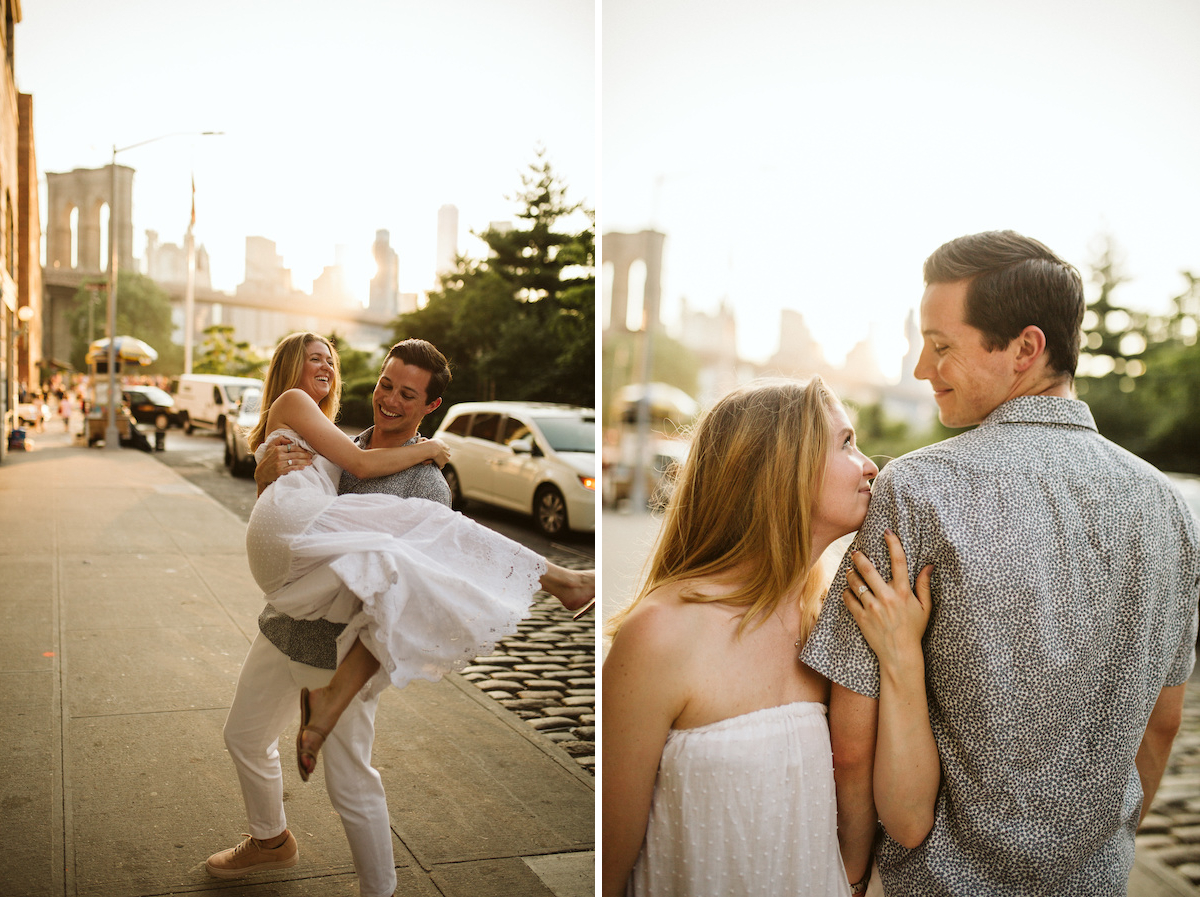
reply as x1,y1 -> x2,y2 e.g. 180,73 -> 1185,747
801,396 -> 1200,895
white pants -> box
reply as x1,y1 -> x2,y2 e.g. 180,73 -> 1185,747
222,633 -> 396,897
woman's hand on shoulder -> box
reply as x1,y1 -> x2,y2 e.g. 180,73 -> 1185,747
842,528 -> 933,671
423,438 -> 450,468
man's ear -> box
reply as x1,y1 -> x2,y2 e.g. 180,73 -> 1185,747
1012,326 -> 1048,372
425,396 -> 442,415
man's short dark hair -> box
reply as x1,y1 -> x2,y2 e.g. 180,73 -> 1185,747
924,230 -> 1085,379
384,339 -> 452,402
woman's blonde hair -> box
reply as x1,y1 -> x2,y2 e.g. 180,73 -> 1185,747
607,377 -> 838,645
249,332 -> 341,451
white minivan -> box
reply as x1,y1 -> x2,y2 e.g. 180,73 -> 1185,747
169,373 -> 263,436
433,401 -> 596,537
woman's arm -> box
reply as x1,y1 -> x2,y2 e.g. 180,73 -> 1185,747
602,604 -> 689,897
266,389 -> 447,480
843,529 -> 939,848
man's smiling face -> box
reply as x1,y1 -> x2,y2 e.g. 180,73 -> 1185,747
913,280 -> 1021,428
372,356 -> 441,440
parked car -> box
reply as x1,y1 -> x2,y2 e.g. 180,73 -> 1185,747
122,385 -> 178,429
602,434 -> 689,511
224,388 -> 262,478
434,402 -> 596,537
16,400 -> 44,427
169,373 -> 263,436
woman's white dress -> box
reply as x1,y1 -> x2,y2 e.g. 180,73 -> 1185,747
245,428 -> 547,697
629,701 -> 852,897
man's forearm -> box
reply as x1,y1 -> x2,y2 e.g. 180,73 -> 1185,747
830,684 -> 880,884
1136,683 -> 1186,824
834,764 -> 878,883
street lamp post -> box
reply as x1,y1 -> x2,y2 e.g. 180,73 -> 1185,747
103,131 -> 222,450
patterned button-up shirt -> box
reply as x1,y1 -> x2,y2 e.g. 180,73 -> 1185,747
258,427 -> 452,668
801,396 -> 1200,895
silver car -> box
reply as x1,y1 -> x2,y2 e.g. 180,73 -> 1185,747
224,389 -> 262,478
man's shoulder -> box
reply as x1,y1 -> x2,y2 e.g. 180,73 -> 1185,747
341,430 -> 452,505
875,435 -> 972,489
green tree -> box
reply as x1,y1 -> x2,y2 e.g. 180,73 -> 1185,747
327,331 -> 382,429
68,271 -> 182,374
1126,273 -> 1200,473
1075,237 -> 1153,448
192,324 -> 268,377
1075,234 -> 1200,473
326,331 -> 379,385
391,149 -> 594,413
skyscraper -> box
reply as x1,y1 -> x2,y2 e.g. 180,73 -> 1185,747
370,229 -> 399,316
435,204 -> 458,282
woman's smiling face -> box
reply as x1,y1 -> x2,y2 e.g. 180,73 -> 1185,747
810,402 -> 879,549
298,339 -> 336,403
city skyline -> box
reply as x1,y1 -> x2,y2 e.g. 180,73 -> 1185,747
16,0 -> 595,298
604,0 -> 1200,380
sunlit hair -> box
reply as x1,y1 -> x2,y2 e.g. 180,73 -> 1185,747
249,332 -> 341,451
607,377 -> 838,645
924,230 -> 1085,378
384,338 -> 452,402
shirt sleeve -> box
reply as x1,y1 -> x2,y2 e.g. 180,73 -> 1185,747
1164,571 -> 1200,687
1163,493 -> 1200,688
799,463 -> 926,699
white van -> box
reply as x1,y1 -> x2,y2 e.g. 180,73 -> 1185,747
169,374 -> 263,436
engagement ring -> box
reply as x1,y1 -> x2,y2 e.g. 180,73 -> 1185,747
856,584 -> 869,597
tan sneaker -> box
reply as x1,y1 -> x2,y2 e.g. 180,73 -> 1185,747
205,831 -> 298,879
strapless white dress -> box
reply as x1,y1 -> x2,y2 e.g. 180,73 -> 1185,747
629,702 -> 851,897
245,428 -> 547,697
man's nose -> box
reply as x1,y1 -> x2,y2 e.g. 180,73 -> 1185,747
913,346 -> 934,381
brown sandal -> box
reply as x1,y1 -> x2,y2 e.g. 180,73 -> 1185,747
296,688 -> 330,783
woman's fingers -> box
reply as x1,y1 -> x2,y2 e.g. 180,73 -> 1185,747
915,565 -> 934,614
845,569 -> 867,603
850,549 -> 889,596
883,528 -> 910,587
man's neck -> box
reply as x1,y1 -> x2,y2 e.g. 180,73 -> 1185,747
1008,373 -> 1075,403
363,425 -> 420,449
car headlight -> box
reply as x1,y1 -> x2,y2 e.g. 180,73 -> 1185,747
578,475 -> 596,492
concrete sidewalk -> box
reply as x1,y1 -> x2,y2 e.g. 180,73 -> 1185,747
1,431 -> 593,897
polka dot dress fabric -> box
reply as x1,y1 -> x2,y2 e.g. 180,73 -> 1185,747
629,702 -> 851,897
802,396 -> 1200,896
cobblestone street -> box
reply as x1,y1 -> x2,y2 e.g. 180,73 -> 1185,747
1137,669 -> 1200,892
461,549 -> 597,774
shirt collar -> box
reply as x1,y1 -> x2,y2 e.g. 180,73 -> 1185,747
980,395 -> 1098,432
353,425 -> 421,449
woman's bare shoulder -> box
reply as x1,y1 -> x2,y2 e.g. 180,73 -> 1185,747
615,579 -> 743,655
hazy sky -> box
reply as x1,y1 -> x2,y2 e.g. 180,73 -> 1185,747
603,0 -> 1200,378
16,0 -> 596,298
